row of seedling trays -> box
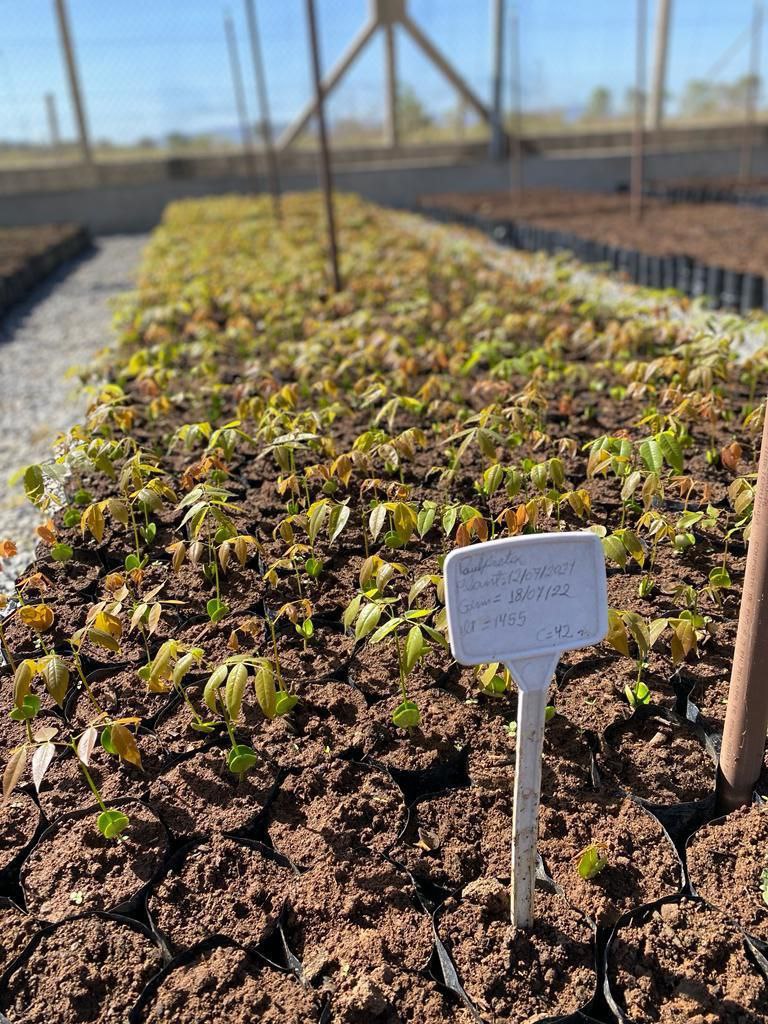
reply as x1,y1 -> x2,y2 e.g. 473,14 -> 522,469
418,205 -> 767,316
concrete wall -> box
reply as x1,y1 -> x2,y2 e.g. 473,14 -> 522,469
2,143 -> 768,235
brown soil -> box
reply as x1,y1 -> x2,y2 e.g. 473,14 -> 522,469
556,657 -> 658,733
395,786 -> 512,888
237,679 -> 375,769
0,900 -> 38,977
596,714 -> 715,804
149,834 -> 296,952
422,189 -> 768,277
268,760 -> 405,868
36,734 -> 168,821
687,803 -> 768,941
539,791 -> 681,927
67,668 -> 169,728
0,792 -> 39,870
148,747 -> 277,840
608,898 -> 767,1023
439,881 -> 595,1020
467,701 -> 593,795
22,801 -> 168,922
317,966 -> 476,1024
347,641 -> 451,700
0,914 -> 162,1024
139,943 -> 319,1024
367,688 -> 480,773
286,857 -> 434,1001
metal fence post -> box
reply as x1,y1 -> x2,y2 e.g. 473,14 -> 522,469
305,0 -> 342,293
53,0 -> 92,167
224,10 -> 258,183
243,0 -> 282,218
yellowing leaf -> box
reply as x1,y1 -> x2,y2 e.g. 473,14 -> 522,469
110,724 -> 142,769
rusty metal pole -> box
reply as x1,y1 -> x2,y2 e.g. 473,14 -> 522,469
631,0 -> 646,222
509,2 -> 523,196
243,0 -> 282,219
718,405 -> 768,811
739,0 -> 763,185
53,0 -> 93,168
305,0 -> 342,293
224,10 -> 259,184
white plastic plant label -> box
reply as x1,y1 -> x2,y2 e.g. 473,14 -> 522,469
443,531 -> 608,929
444,531 -> 608,680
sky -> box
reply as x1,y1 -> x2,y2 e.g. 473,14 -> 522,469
0,0 -> 762,145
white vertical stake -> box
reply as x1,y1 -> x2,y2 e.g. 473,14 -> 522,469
509,677 -> 548,927
443,533 -> 608,931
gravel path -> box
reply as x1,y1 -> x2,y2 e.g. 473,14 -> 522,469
0,235 -> 148,591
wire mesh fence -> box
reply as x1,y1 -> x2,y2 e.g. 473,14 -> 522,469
0,0 -> 764,170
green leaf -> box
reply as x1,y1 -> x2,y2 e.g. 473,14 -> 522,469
760,868 -> 768,908
343,593 -> 363,631
577,844 -> 608,880
392,699 -> 421,730
658,431 -> 684,474
368,617 -> 402,644
355,603 -> 382,640
225,663 -> 248,721
9,694 -> 40,722
404,625 -> 425,674
227,744 -> 258,775
602,535 -> 627,569
42,656 -> 69,706
100,726 -> 118,755
207,598 -> 229,623
24,464 -> 45,506
51,543 -> 74,562
254,663 -> 276,719
305,557 -> 323,578
638,438 -> 664,474
328,502 -> 350,544
275,691 -> 298,716
417,506 -> 435,537
203,665 -> 227,713
97,810 -> 130,839
125,554 -> 141,571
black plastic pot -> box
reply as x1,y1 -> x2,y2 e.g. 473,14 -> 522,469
705,265 -> 726,306
741,272 -> 764,314
603,894 -> 768,1023
433,883 -> 603,1024
721,268 -> 744,310
675,255 -> 694,295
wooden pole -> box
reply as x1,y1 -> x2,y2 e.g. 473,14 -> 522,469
631,0 -> 647,222
490,0 -> 506,160
224,10 -> 258,182
53,0 -> 92,167
243,0 -> 282,219
647,0 -> 671,131
739,0 -> 763,185
45,93 -> 60,150
305,0 -> 342,293
718,402 -> 768,811
384,21 -> 399,148
510,2 -> 523,196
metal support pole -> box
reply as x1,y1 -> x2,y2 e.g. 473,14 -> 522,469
739,0 -> 763,184
305,0 -> 342,293
718,401 -> 768,811
243,0 -> 282,218
647,0 -> 671,131
631,0 -> 646,222
510,3 -> 523,195
279,16 -> 378,150
384,22 -> 399,148
401,13 -> 491,122
490,0 -> 506,159
45,93 -> 60,150
53,0 -> 92,166
224,11 -> 258,182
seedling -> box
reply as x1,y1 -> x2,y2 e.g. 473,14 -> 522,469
576,843 -> 609,880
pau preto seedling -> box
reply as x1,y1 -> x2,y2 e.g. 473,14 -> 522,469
203,654 -> 297,775
345,555 -> 447,730
760,867 -> 768,908
170,483 -> 260,623
576,842 -> 609,880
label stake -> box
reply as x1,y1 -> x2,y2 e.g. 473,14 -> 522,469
445,532 -> 608,927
